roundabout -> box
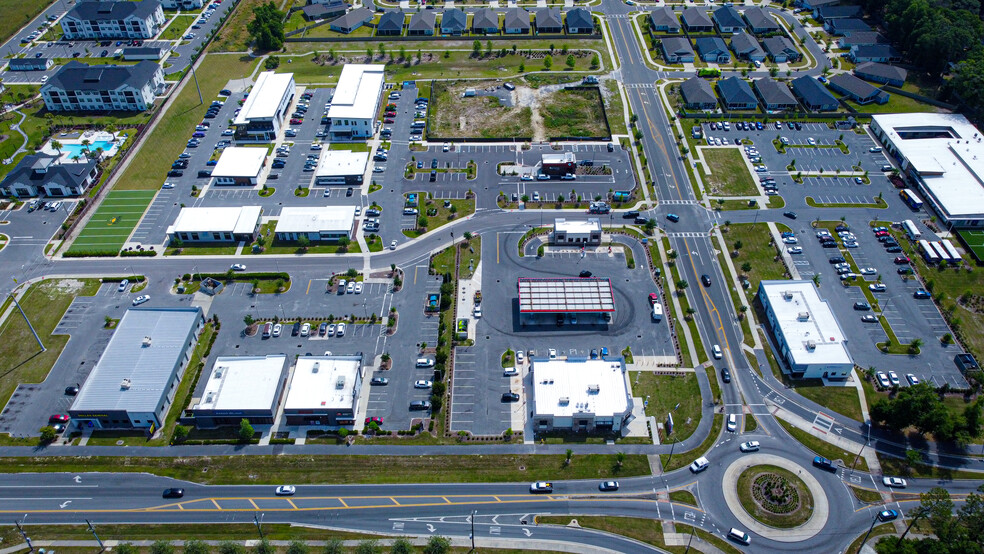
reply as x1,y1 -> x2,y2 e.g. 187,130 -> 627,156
722,454 -> 830,542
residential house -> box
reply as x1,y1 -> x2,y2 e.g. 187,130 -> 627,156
375,11 -> 404,36
7,57 -> 53,71
696,37 -> 731,63
712,6 -> 745,33
660,37 -> 695,63
680,77 -> 718,110
754,78 -> 798,111
836,32 -> 888,49
763,36 -> 801,62
848,44 -> 902,63
565,8 -> 594,34
408,11 -> 436,36
301,2 -> 345,21
42,61 -> 164,112
825,17 -> 870,35
60,0 -> 165,40
814,5 -> 862,21
329,7 -> 373,33
742,7 -> 779,34
649,7 -> 681,33
798,0 -> 841,9
534,8 -> 563,34
505,8 -> 531,34
730,32 -> 765,62
791,75 -> 840,111
0,153 -> 98,198
682,8 -> 714,32
828,73 -> 889,104
854,62 -> 907,86
472,8 -> 499,34
441,8 -> 467,35
716,76 -> 757,110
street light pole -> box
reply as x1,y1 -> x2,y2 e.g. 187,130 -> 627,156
857,513 -> 880,551
253,513 -> 264,539
14,517 -> 33,552
470,510 -> 476,552
8,279 -> 44,353
85,519 -> 104,551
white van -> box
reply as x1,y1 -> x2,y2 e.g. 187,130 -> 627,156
712,344 -> 723,359
416,358 -> 435,368
727,528 -> 751,545
652,303 -> 663,322
690,456 -> 709,473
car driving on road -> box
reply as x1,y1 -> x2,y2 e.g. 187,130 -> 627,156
529,482 -> 553,493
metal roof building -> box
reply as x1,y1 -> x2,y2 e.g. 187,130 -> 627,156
531,357 -> 633,433
518,277 -> 616,315
191,355 -> 289,428
69,307 -> 205,430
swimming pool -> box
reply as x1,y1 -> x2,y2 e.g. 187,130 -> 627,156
60,140 -> 116,158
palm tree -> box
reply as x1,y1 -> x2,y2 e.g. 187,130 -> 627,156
80,138 -> 91,156
50,139 -> 63,156
106,123 -> 118,141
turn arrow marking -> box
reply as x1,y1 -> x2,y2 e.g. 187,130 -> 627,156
426,524 -> 435,533
523,529 -> 532,537
74,476 -> 82,484
60,501 -> 72,508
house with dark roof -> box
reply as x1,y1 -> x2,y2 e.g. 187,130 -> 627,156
60,0 -> 165,40
302,1 -> 347,21
162,0 -> 202,8
696,37 -> 730,63
742,7 -> 779,34
375,11 -> 403,36
329,7 -> 373,33
7,57 -> 53,71
730,32 -> 765,62
505,8 -> 531,34
825,17 -> 870,35
854,62 -> 907,86
791,75 -> 839,111
828,73 -> 889,104
472,8 -> 499,34
565,8 -> 593,34
754,78 -> 798,111
814,5 -> 862,21
680,77 -> 717,110
534,8 -> 563,34
660,37 -> 695,63
848,44 -> 902,63
123,46 -> 167,61
440,8 -> 467,35
763,36 -> 801,62
0,153 -> 98,198
716,76 -> 757,110
799,0 -> 841,9
649,7 -> 681,33
408,10 -> 435,36
42,61 -> 164,112
836,32 -> 888,48
682,8 -> 713,32
712,6 -> 745,33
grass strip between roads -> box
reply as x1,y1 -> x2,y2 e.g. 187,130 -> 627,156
776,418 -> 869,472
535,516 -> 668,551
661,414 -> 722,472
0,454 -> 650,485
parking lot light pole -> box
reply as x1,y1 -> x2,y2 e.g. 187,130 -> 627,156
470,510 -> 476,552
9,279 -> 44,353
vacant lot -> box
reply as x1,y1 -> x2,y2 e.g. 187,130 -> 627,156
540,88 -> 609,138
631,372 -> 701,441
160,15 -> 195,40
210,0 -> 266,52
431,80 -> 533,139
0,0 -> 54,44
725,222 -> 788,295
702,148 -> 758,196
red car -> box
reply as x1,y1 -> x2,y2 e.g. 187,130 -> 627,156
874,230 -> 889,237
894,256 -> 910,264
365,416 -> 384,425
649,293 -> 659,305
384,111 -> 397,117
48,414 -> 70,424
383,118 -> 394,124
290,118 -> 302,124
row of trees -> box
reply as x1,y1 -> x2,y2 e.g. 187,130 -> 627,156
883,0 -> 984,76
248,2 -> 286,51
869,382 -> 983,444
874,485 -> 984,553
119,536 -> 452,554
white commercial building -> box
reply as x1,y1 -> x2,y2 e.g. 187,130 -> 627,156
871,113 -> 984,228
328,64 -> 385,141
166,206 -> 262,243
211,147 -> 267,185
274,206 -> 355,242
69,307 -> 205,430
531,358 -> 633,433
283,355 -> 364,426
190,355 -> 289,428
758,280 -> 854,381
315,150 -> 369,186
552,218 -> 602,246
233,71 -> 295,141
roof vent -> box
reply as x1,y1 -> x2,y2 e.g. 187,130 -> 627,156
797,311 -> 810,321
205,392 -> 214,404
806,340 -> 817,350
214,366 -> 225,378
120,378 -> 131,390
142,336 -> 152,347
587,384 -> 600,393
335,375 -> 346,389
782,290 -> 793,300
312,362 -> 319,373
559,397 -> 569,405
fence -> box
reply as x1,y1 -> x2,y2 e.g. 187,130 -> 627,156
287,32 -> 602,43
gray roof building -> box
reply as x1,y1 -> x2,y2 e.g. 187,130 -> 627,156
848,44 -> 902,63
682,7 -> 714,31
69,307 -> 205,430
790,75 -> 840,111
0,153 -> 99,199
329,7 -> 373,33
472,8 -> 499,33
717,76 -> 757,109
534,8 -> 563,33
730,31 -> 765,61
42,60 -> 164,112
61,0 -> 165,40
712,6 -> 746,32
815,5 -> 862,20
680,77 -> 717,109
754,78 -> 798,110
375,11 -> 404,35
123,46 -> 167,60
742,7 -> 779,34
826,17 -> 870,35
837,32 -> 889,48
696,36 -> 731,63
854,62 -> 907,86
7,57 -> 52,71
505,8 -> 531,33
763,36 -> 801,62
441,8 -> 467,35
67,0 -> 162,22
801,0 -> 842,9
565,8 -> 593,33
661,36 -> 695,63
408,10 -> 436,35
649,7 -> 681,33
828,73 -> 890,104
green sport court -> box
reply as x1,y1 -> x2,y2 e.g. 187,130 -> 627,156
66,190 -> 156,255
958,230 -> 984,262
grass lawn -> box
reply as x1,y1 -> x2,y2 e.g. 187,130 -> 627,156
0,453 -> 650,483
604,79 -> 628,136
536,516 -> 666,551
876,452 -> 984,480
165,243 -> 239,256
736,464 -> 814,528
669,489 -> 697,507
848,93 -> 942,114
114,54 -> 260,192
631,372 -> 701,441
210,0 -> 267,52
701,148 -> 758,196
0,0 -> 54,45
776,417 -> 869,472
724,223 -> 788,295
540,88 -> 609,138
849,485 -> 882,504
66,190 -> 156,255
5,523 -> 374,543
366,234 -> 384,252
0,279 -> 100,410
160,15 -> 196,40
402,192 -> 475,238
459,236 -> 481,279
792,380 -> 864,422
661,414 -> 722,471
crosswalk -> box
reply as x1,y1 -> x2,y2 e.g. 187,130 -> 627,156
664,232 -> 709,238
660,199 -> 699,205
625,83 -> 656,89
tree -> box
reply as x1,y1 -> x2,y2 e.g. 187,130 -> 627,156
472,40 -> 482,57
922,487 -> 959,543
218,543 -> 245,554
172,425 -> 189,442
676,279 -> 689,291
184,540 -> 209,554
39,426 -> 56,443
354,540 -> 381,554
399,45 -> 407,60
423,536 -> 451,554
378,44 -> 386,59
486,40 -> 493,56
565,448 -> 573,465
247,2 -> 286,51
366,47 -> 374,60
51,139 -> 63,156
741,262 -> 752,273
297,235 -> 310,249
519,61 -> 526,72
255,541 -> 274,554
323,540 -> 344,554
244,314 -> 255,327
390,538 -> 414,554
903,448 -> 922,475
117,544 -> 138,554
566,54 -> 576,69
264,57 -> 280,70
151,541 -> 174,554
544,55 -> 553,69
238,418 -> 254,442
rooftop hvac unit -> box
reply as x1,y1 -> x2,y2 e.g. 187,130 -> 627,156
205,392 -> 214,404
559,397 -> 569,405
214,366 -> 226,378
312,362 -> 320,373
142,336 -> 152,347
782,291 -> 793,300
587,384 -> 600,393
335,375 -> 346,389
120,378 -> 131,390
806,340 -> 816,350
797,311 -> 810,321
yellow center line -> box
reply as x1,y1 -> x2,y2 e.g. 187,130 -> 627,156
496,232 -> 500,264
306,279 -> 312,294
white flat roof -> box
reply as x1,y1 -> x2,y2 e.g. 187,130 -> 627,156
327,64 -> 385,120
275,206 -> 356,233
169,206 -> 262,234
873,113 -> 984,219
284,356 -> 361,411
532,358 -> 630,418
233,71 -> 294,125
211,147 -> 267,178
760,280 -> 853,366
316,149 -> 369,177
193,355 -> 286,412
518,278 -> 616,313
554,218 -> 601,234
